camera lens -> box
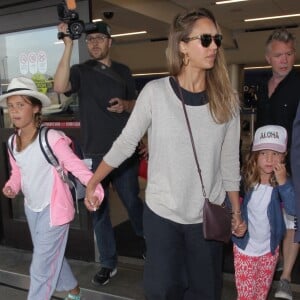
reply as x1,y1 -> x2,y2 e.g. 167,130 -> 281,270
69,21 -> 84,35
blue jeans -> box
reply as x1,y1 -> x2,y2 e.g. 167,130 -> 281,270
143,204 -> 223,300
91,155 -> 144,269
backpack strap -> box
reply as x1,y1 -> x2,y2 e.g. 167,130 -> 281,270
7,133 -> 16,160
39,126 -> 79,213
39,126 -> 59,165
39,126 -> 74,188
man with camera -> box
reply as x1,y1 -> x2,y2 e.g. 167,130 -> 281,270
54,20 -> 144,286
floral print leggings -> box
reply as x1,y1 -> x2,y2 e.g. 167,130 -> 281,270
233,245 -> 279,300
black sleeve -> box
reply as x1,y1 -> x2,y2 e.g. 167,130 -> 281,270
64,64 -> 81,97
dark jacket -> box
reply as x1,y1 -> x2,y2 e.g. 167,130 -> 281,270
291,104 -> 300,242
256,68 -> 300,155
232,179 -> 296,255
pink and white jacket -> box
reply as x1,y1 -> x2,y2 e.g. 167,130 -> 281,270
5,129 -> 104,226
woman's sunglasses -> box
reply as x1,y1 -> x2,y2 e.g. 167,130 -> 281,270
182,34 -> 222,48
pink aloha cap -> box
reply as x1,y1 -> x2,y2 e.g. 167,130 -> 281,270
252,125 -> 287,153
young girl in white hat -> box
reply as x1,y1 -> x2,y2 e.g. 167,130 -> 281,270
232,125 -> 296,300
0,77 -> 104,300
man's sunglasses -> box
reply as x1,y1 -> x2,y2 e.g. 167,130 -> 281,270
182,34 -> 223,48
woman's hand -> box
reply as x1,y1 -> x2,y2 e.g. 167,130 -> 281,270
84,160 -> 114,212
84,195 -> 101,212
227,191 -> 246,237
231,214 -> 247,237
84,182 -> 102,212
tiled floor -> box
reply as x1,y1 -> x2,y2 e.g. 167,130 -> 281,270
0,245 -> 223,300
1,244 -> 300,300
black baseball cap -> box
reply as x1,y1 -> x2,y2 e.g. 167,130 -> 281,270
85,21 -> 111,37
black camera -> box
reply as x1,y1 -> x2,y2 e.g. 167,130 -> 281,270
57,0 -> 85,40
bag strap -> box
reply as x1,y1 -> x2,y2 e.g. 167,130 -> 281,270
39,126 -> 74,188
84,60 -> 126,87
39,126 -> 79,213
175,77 -> 207,199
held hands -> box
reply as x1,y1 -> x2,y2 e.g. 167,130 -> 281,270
274,162 -> 287,185
231,213 -> 247,237
84,160 -> 112,212
84,195 -> 101,212
2,186 -> 16,198
84,184 -> 102,212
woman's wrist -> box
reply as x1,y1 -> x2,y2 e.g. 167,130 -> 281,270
87,178 -> 98,191
231,213 -> 243,229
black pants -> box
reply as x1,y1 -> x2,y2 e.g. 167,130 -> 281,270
143,204 -> 223,300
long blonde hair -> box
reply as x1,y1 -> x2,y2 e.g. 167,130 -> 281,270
166,8 -> 239,123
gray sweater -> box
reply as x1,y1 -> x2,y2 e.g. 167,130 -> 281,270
104,77 -> 240,224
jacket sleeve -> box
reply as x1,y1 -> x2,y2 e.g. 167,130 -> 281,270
48,130 -> 104,202
4,150 -> 21,195
278,179 -> 296,216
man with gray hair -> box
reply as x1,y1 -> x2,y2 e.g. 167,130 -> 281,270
256,28 -> 300,300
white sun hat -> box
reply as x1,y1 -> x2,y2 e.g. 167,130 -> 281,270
0,77 -> 51,107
